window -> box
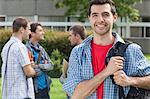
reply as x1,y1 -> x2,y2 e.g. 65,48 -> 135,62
0,15 -> 6,29
39,16 -> 65,22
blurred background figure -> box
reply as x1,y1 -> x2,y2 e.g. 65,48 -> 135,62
26,23 -> 53,99
60,24 -> 86,99
1,17 -> 36,99
68,24 -> 86,46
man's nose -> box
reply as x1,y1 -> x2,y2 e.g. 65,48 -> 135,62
97,15 -> 104,22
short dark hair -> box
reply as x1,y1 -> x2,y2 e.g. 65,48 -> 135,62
88,0 -> 116,16
69,25 -> 86,40
30,23 -> 42,33
13,17 -> 28,33
29,23 -> 42,39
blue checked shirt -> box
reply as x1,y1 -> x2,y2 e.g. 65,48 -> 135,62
63,32 -> 150,99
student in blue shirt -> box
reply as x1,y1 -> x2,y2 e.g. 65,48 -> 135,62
26,23 -> 53,99
63,0 -> 150,99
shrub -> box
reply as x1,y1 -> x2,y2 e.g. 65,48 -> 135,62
41,30 -> 73,60
0,29 -> 12,75
49,49 -> 63,78
0,29 -> 12,53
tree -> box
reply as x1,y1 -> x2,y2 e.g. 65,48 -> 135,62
54,0 -> 142,22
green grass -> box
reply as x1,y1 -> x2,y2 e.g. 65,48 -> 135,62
50,78 -> 66,99
145,54 -> 150,60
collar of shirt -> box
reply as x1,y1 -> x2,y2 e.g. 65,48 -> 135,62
11,36 -> 22,43
28,40 -> 41,52
82,32 -> 125,49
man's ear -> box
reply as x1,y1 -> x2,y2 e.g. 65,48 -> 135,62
76,34 -> 81,39
88,15 -> 90,21
30,32 -> 35,37
113,13 -> 118,22
19,27 -> 24,34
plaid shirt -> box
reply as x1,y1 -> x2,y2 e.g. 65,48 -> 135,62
1,36 -> 35,99
63,33 -> 150,99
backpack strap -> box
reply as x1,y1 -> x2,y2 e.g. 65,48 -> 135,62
105,41 -> 131,64
2,42 -> 15,97
105,40 -> 131,99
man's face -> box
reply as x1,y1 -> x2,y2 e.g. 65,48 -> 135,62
68,30 -> 79,46
32,25 -> 45,41
88,4 -> 117,36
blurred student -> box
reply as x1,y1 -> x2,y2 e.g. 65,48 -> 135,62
26,23 -> 53,99
68,24 -> 86,46
60,24 -> 86,99
1,17 -> 36,99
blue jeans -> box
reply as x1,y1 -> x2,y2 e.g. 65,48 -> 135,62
35,88 -> 50,99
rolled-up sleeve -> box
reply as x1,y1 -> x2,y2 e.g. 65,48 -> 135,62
63,47 -> 82,96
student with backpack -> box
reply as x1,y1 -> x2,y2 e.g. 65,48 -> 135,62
63,0 -> 150,99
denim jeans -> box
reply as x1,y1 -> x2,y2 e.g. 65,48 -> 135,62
35,88 -> 50,99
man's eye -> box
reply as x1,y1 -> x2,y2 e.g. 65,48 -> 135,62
92,14 -> 98,17
102,13 -> 109,17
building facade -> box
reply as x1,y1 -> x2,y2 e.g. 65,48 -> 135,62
0,0 -> 150,53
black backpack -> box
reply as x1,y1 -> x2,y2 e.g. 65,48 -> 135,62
105,41 -> 150,99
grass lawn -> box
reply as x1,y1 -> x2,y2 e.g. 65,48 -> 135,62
50,78 -> 66,99
145,54 -> 150,60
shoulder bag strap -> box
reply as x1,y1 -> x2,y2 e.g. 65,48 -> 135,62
2,42 -> 14,97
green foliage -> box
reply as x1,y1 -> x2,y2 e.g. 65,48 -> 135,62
41,30 -> 72,60
145,54 -> 150,60
54,0 -> 142,22
54,0 -> 89,22
114,0 -> 141,21
0,29 -> 12,70
0,29 -> 12,52
49,49 -> 64,78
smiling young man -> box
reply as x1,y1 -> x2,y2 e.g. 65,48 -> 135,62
26,23 -> 53,99
63,0 -> 150,99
